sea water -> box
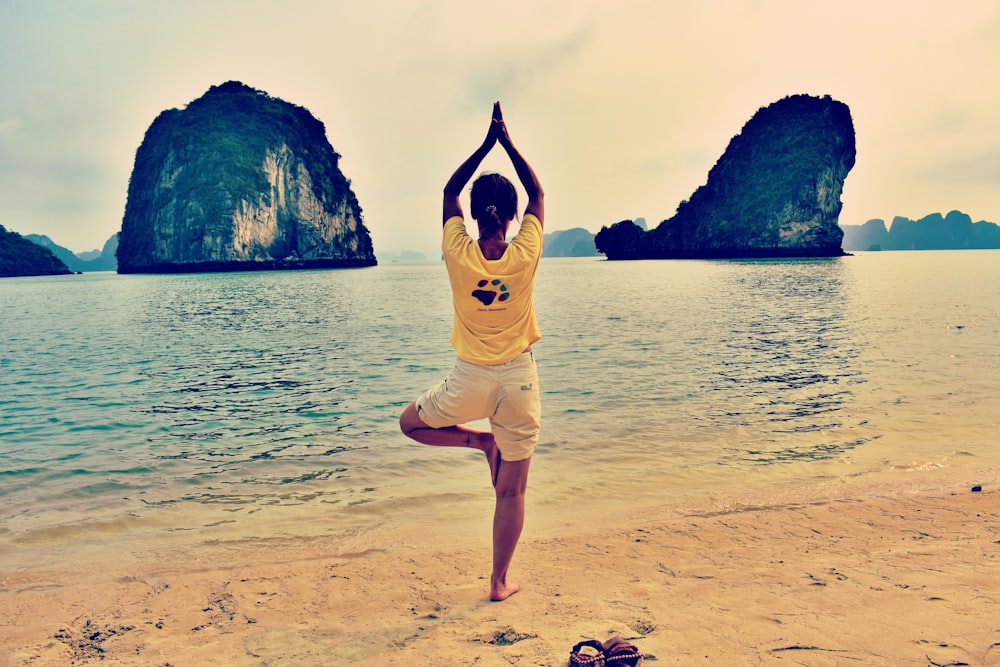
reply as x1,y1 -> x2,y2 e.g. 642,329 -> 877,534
1,252 -> 998,567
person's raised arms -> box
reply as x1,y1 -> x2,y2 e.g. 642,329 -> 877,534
442,107 -> 501,224
492,102 -> 544,227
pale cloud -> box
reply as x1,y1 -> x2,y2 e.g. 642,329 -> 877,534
0,119 -> 22,143
0,0 -> 997,255
925,150 -> 1000,185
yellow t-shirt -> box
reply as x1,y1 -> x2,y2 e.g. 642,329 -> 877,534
442,214 -> 543,364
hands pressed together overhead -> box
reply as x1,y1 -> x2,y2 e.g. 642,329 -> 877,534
487,101 -> 513,149
442,100 -> 543,225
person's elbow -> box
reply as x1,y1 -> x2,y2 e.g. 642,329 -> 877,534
526,185 -> 544,208
525,192 -> 544,224
529,182 -> 544,199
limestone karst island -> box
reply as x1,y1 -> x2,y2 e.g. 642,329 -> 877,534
0,225 -> 72,277
595,94 -> 856,259
117,81 -> 376,273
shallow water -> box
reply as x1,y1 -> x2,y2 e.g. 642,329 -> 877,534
1,251 -> 998,565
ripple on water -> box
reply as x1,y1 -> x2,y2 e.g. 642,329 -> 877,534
0,256 -> 998,551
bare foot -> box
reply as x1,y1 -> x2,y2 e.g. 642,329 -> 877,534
490,580 -> 520,602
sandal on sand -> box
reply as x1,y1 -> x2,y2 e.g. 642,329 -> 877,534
603,635 -> 644,667
568,636 -> 644,667
568,639 -> 607,667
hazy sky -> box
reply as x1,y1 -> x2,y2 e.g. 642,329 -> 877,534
1,1 -> 997,257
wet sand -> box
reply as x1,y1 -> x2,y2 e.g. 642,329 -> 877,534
1,484 -> 997,666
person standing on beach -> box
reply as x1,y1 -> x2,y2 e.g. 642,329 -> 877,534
399,101 -> 544,602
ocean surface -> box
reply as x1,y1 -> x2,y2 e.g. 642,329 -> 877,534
2,252 -> 998,568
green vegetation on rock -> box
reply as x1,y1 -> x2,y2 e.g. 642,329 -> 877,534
119,81 -> 375,272
596,94 -> 856,259
0,225 -> 72,277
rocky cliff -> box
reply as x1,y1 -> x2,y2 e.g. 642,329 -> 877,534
118,81 -> 376,273
595,94 -> 855,259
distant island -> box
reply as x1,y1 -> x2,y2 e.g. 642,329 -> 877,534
25,232 -> 118,272
0,225 -> 72,277
596,94 -> 856,259
841,211 -> 1000,251
544,227 -> 598,257
534,212 -> 1000,259
378,250 -> 431,263
540,219 -> 643,258
118,81 -> 376,273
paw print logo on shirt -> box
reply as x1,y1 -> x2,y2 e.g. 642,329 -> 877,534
472,278 -> 510,306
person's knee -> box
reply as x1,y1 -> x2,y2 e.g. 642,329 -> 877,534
399,402 -> 420,437
495,482 -> 527,500
494,458 -> 531,498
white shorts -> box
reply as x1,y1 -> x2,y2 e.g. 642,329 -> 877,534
415,351 -> 541,462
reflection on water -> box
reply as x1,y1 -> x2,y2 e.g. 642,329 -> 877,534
1,252 -> 998,554
703,259 -> 871,463
535,257 -> 873,475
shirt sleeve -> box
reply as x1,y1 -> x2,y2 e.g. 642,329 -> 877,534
509,214 -> 543,258
442,215 -> 471,255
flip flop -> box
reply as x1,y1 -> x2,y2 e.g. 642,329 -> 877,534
567,639 -> 607,667
603,635 -> 644,666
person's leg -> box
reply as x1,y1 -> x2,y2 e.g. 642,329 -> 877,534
399,401 -> 500,486
490,456 -> 531,601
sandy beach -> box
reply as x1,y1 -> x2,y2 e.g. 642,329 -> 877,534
1,484 -> 997,666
